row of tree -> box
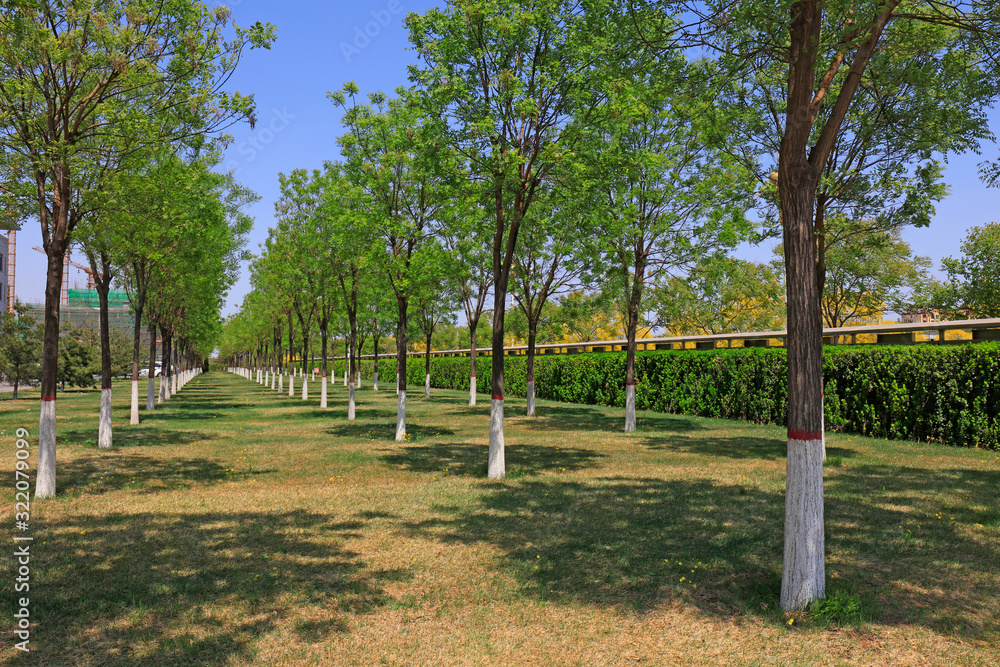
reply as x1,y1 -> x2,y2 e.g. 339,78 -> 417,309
222,0 -> 1000,614
0,1 -> 273,498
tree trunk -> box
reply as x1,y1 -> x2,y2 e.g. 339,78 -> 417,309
129,286 -> 146,425
489,284 -> 507,478
424,329 -> 433,399
395,295 -> 408,440
320,317 -> 329,408
624,262 -> 645,433
171,342 -> 178,395
525,324 -> 537,417
36,237 -> 66,499
348,315 -> 358,420
94,265 -> 113,449
147,322 -> 157,410
373,333 -> 380,391
469,320 -> 478,406
778,13 -> 826,606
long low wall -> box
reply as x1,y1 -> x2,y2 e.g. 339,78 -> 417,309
312,317 -> 1000,362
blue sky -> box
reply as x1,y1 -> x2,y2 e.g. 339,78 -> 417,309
9,1 -> 1000,318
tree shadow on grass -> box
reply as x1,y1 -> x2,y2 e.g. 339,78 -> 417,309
57,452 -> 276,496
639,433 -> 858,461
59,423 -> 216,449
325,421 -> 456,442
379,441 -> 605,478
2,509 -> 404,666
524,404 -> 704,435
400,464 -> 1000,639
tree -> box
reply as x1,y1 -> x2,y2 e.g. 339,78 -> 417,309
441,195 -> 493,406
654,258 -> 786,336
413,257 -> 460,399
511,193 -> 591,416
332,84 -> 451,440
942,222 -> 1000,319
408,0 -> 626,477
57,328 -> 97,392
0,1 -> 274,498
651,0 -> 1000,611
578,60 -> 752,432
809,217 -> 931,330
0,303 -> 41,398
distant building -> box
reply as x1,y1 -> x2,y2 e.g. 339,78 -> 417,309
900,308 -> 941,323
21,288 -> 153,347
900,307 -> 973,323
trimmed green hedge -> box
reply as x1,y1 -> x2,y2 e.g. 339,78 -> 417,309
335,344 -> 1000,448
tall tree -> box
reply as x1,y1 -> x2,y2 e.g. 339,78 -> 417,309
0,302 -> 41,399
656,0 -> 1000,610
441,195 -> 493,406
654,257 -> 786,336
578,62 -> 752,432
510,194 -> 591,417
331,84 -> 451,440
942,222 -> 1000,319
408,0 -> 625,477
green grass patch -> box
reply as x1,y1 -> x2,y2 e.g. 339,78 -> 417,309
1,372 -> 998,665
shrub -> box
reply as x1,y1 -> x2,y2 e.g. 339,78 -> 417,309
346,343 -> 1000,448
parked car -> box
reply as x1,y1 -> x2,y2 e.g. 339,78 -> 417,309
138,363 -> 162,378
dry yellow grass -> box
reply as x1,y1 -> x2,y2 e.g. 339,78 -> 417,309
1,372 -> 998,666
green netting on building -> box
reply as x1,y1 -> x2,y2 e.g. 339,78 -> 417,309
68,289 -> 130,307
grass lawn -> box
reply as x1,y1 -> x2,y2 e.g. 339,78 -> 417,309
2,371 -> 999,666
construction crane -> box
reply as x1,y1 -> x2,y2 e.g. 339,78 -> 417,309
5,230 -> 13,313
2,183 -> 14,313
31,247 -> 74,305
31,247 -> 102,290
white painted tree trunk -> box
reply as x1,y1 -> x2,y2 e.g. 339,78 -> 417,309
130,380 -> 140,425
164,374 -> 171,401
36,399 -> 57,498
172,369 -> 178,394
312,369 -> 315,381
780,436 -> 826,611
425,373 -> 430,398
357,368 -> 361,389
344,367 -> 348,386
321,376 -> 328,408
348,382 -> 356,420
624,383 -> 636,433
395,390 -> 406,440
278,373 -> 284,392
526,380 -> 535,416
288,374 -> 295,397
469,375 -> 476,406
158,375 -> 165,404
373,371 -> 379,391
396,372 -> 399,395
146,378 -> 155,411
98,388 -> 112,448
822,393 -> 827,461
488,398 -> 505,479
302,378 -> 308,400
271,371 -> 276,390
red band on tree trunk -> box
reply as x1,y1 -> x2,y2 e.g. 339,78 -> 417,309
527,377 -> 534,382
41,395 -> 56,402
787,429 -> 822,441
102,385 -> 112,390
492,395 -> 504,401
625,381 -> 636,386
470,375 -> 476,378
